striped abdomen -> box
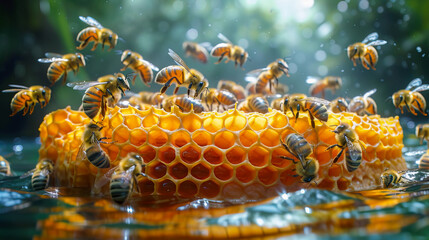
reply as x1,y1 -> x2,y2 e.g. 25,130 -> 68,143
135,63 -> 154,85
304,100 -> 329,122
217,90 -> 237,106
419,152 -> 429,169
285,133 -> 312,159
248,96 -> 269,114
155,66 -> 185,85
210,43 -> 231,58
410,92 -> 427,116
110,171 -> 133,204
76,27 -> 99,50
175,97 -> 204,113
10,90 -> 32,116
85,144 -> 110,168
345,142 -> 362,172
256,71 -> 273,94
31,169 -> 50,191
83,86 -> 105,119
47,61 -> 67,84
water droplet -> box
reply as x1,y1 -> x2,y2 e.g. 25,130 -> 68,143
337,1 -> 348,12
416,46 -> 422,52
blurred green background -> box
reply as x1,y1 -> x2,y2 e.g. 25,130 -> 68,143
1,0 -> 429,138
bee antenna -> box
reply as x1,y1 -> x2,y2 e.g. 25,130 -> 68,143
84,55 -> 93,60
384,96 -> 393,102
118,37 -> 126,43
114,50 -> 124,55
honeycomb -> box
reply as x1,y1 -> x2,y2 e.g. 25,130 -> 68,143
38,105 -> 406,200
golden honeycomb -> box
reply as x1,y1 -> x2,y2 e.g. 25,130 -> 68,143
38,105 -> 406,200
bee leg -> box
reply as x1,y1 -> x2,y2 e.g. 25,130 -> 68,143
22,101 -> 30,116
332,148 -> 344,164
367,54 -> 376,70
308,111 -> 316,129
160,77 -> 180,95
289,106 -> 295,119
296,104 -> 300,120
91,42 -> 99,51
326,144 -> 340,151
62,71 -> 68,85
216,52 -> 227,64
413,99 -> 427,116
280,156 -> 298,164
187,82 -> 193,97
77,38 -> 91,50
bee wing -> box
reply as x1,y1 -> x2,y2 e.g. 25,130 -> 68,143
412,84 -> 429,93
406,78 -> 422,91
363,88 -> 377,99
217,33 -> 232,44
345,137 -> 361,161
79,16 -> 104,29
367,40 -> 387,46
244,75 -> 258,83
38,57 -> 68,63
245,68 -> 269,79
306,76 -> 320,84
141,59 -> 159,71
305,97 -> 331,106
362,32 -> 379,44
199,42 -> 213,51
44,52 -> 63,58
66,81 -> 107,91
168,49 -> 192,73
93,166 -> 119,190
19,169 -> 36,179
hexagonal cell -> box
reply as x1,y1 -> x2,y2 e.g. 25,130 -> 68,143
258,167 -> 278,186
317,178 -> 335,190
192,130 -> 212,146
214,164 -> 233,181
147,129 -> 168,147
58,121 -> 73,135
268,111 -> 288,129
214,131 -> 235,149
239,130 -> 258,147
199,180 -> 220,198
248,116 -> 267,131
110,112 -> 124,128
178,180 -> 197,198
147,162 -> 167,179
226,146 -> 246,164
328,164 -> 342,178
53,109 -> 68,122
236,164 -> 256,183
224,114 -> 246,131
169,162 -> 188,179
182,114 -> 202,132
112,125 -> 130,144
69,112 -> 83,124
203,115 -> 223,133
138,179 -> 154,196
222,183 -> 244,200
290,116 -> 311,134
203,147 -> 223,165
337,177 -> 350,191
159,115 -> 180,131
124,114 -> 142,129
314,145 -> 331,166
158,179 -> 176,196
142,113 -> 159,128
260,129 -> 279,147
271,147 -> 293,168
191,163 -> 211,180
171,130 -> 191,148
279,169 -> 300,186
180,145 -> 201,164
106,143 -> 120,162
159,146 -> 176,164
138,145 -> 156,163
119,145 -> 138,159
130,129 -> 147,146
248,146 -> 269,167
47,123 -> 59,136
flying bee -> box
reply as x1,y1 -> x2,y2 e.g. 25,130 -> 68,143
238,95 -> 269,114
2,85 -> 51,116
349,88 -> 377,116
330,97 -> 349,113
211,33 -> 248,68
0,156 -> 11,176
392,78 -> 429,116
306,76 -> 342,99
31,159 -> 54,191
182,41 -> 211,63
77,123 -> 111,169
280,133 -> 319,183
67,73 -> 130,120
38,52 -> 86,85
347,32 -> 387,70
416,123 -> 429,145
380,169 -> 403,188
326,123 -> 366,172
283,94 -> 330,128
76,16 -> 118,51
217,80 -> 247,100
155,49 -> 209,98
120,50 -> 159,86
204,88 -> 237,111
245,59 -> 290,94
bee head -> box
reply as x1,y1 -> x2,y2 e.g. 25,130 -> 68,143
332,123 -> 349,134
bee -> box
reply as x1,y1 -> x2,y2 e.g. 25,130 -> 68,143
217,80 -> 247,100
283,94 -> 330,128
38,53 -> 86,85
419,151 -> 429,169
307,76 -> 342,99
380,169 -> 402,188
182,41 -> 211,63
120,50 -> 159,86
155,49 -> 209,98
326,123 -> 366,172
77,123 -> 111,169
76,16 -> 118,51
280,133 -> 319,183
2,85 -> 51,116
67,73 -> 130,120
203,88 -> 237,111
416,123 -> 429,145
270,95 -> 287,110
128,91 -> 164,108
0,156 -> 11,176
245,59 -> 290,94
347,32 -> 387,70
392,78 -> 429,116
238,95 -> 269,114
330,97 -> 349,113
31,159 -> 54,191
174,95 -> 205,113
211,33 -> 248,68
349,88 -> 377,116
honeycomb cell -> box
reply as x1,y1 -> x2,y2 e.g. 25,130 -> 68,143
58,121 -> 73,135
224,114 -> 246,131
138,145 -> 156,163
291,117 -> 311,134
314,145 -> 332,165
158,146 -> 176,164
258,167 -> 278,186
148,129 -> 168,147
182,114 -> 202,132
53,110 -> 68,122
317,178 -> 335,189
226,146 -> 246,164
159,115 -> 180,131
158,179 -> 176,196
223,183 -> 244,199
147,162 -> 167,179
248,146 -> 269,167
236,164 -> 256,183
69,112 -> 83,124
203,147 -> 223,165
110,113 -> 124,128
124,114 -> 142,129
112,125 -> 130,144
130,129 -> 147,146
248,116 -> 267,131
271,147 -> 292,168
170,162 -> 188,179
239,130 -> 258,147
268,111 -> 288,129
178,180 -> 197,198
119,145 -> 137,158
328,164 -> 342,178
214,164 -> 233,181
47,123 -> 59,136
214,131 -> 235,149
260,129 -> 279,147
106,143 -> 120,162
171,130 -> 191,147
280,169 -> 299,186
142,112 -> 159,128
138,179 -> 154,196
191,163 -> 211,180
181,145 -> 201,164
199,180 -> 220,198
203,115 -> 223,132
192,130 -> 212,146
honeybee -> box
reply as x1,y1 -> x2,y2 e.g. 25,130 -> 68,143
0,156 -> 11,176
419,151 -> 429,169
326,123 -> 366,172
280,133 -> 319,183
67,73 -> 130,120
174,95 -> 205,113
38,53 -> 86,85
31,159 -> 54,191
306,76 -> 342,99
392,78 -> 429,116
330,97 -> 349,113
217,80 -> 247,100
77,123 -> 111,168
76,16 -> 118,51
182,41 -> 211,63
416,123 -> 429,145
349,89 -> 377,116
380,169 -> 403,188
211,33 -> 248,68
270,95 -> 287,110
2,85 -> 51,116
347,32 -> 387,70
120,50 -> 159,86
245,59 -> 290,94
246,81 -> 289,96
155,49 -> 208,98
282,94 -> 330,128
238,95 -> 269,114
204,88 -> 237,111
128,91 -> 164,108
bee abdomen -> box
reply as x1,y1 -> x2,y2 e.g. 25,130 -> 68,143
211,43 -> 231,57
419,153 -> 429,169
77,27 -> 99,41
345,149 -> 362,172
47,62 -> 67,83
31,171 -> 49,191
137,64 -> 154,84
110,176 -> 132,204
83,87 -> 104,119
86,145 -> 110,168
307,101 -> 329,121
